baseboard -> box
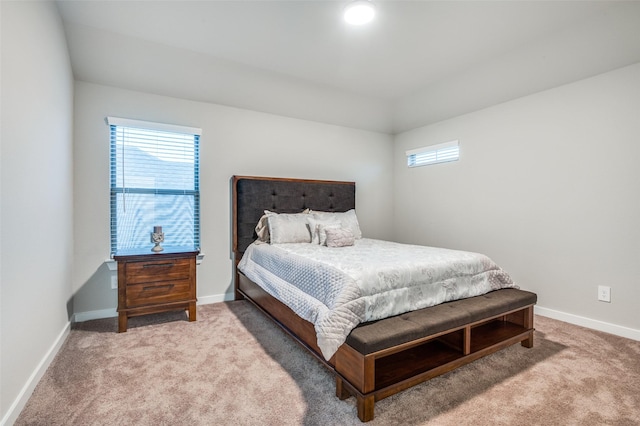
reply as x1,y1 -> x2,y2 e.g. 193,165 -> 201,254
1,321 -> 71,426
73,307 -> 118,322
73,293 -> 235,323
196,292 -> 235,305
73,300 -> 640,342
535,305 -> 640,341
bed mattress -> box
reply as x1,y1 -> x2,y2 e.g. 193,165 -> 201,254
237,238 -> 518,360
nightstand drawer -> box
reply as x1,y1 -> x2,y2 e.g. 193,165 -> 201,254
125,258 -> 191,284
126,279 -> 193,308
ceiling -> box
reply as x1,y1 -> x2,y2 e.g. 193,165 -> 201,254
56,1 -> 640,134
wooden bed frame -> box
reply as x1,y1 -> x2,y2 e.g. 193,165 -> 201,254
231,175 -> 535,422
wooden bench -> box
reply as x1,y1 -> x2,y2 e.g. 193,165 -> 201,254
334,288 -> 537,421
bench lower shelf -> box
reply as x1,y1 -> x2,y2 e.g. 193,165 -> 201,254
335,308 -> 535,422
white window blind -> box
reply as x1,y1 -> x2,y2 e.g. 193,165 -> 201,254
406,140 -> 459,168
108,117 -> 201,255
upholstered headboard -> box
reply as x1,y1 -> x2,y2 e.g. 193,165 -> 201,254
232,175 -> 356,258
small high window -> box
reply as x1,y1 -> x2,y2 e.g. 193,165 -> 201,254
406,140 -> 459,168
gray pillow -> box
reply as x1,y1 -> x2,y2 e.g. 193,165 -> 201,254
254,210 -> 275,242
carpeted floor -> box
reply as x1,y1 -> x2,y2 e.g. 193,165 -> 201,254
15,301 -> 640,425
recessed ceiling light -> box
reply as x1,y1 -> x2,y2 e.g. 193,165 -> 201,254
343,0 -> 376,26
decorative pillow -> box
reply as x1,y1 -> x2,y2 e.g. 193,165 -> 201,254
268,212 -> 313,244
325,228 -> 355,247
306,217 -> 341,244
311,209 -> 362,239
317,223 -> 342,246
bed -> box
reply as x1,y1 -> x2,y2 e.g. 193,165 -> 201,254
231,175 -> 536,422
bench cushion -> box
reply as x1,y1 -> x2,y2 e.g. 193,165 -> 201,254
345,289 -> 537,355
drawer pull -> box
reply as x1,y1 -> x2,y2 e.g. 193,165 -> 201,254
142,262 -> 175,268
143,284 -> 175,291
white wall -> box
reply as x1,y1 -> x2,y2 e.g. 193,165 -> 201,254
394,63 -> 640,333
72,81 -> 394,315
0,1 -> 74,423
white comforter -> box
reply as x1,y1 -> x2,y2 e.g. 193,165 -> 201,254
237,238 -> 518,360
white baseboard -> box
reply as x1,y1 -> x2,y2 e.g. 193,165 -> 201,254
73,300 -> 640,342
73,307 -> 118,322
73,293 -> 235,323
535,305 -> 640,341
1,321 -> 71,426
196,292 -> 235,305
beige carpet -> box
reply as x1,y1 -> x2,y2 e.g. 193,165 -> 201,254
15,301 -> 640,425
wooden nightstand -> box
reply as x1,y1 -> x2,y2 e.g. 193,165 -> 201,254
114,251 -> 198,332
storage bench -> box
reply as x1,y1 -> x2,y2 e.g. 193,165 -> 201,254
334,288 -> 537,421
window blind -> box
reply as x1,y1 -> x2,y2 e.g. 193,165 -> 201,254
108,117 -> 201,255
406,140 -> 459,168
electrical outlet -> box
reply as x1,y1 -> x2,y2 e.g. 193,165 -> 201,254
111,275 -> 118,290
598,285 -> 611,303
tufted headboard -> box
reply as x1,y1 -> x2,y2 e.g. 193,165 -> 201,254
231,175 -> 356,259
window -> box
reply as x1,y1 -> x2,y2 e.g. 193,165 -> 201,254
406,140 -> 459,167
108,117 -> 201,256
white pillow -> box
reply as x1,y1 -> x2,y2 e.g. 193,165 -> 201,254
255,209 -> 309,243
268,212 -> 312,244
311,209 -> 362,239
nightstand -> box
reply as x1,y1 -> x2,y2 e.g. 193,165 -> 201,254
114,250 -> 198,332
